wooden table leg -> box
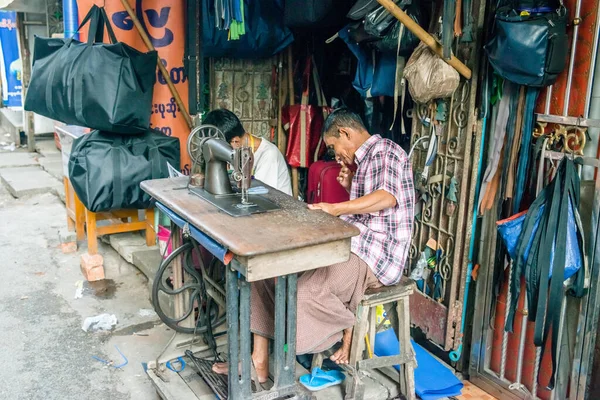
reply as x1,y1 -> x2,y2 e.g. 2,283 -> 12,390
85,209 -> 98,255
145,208 -> 156,246
74,192 -> 86,242
398,297 -> 416,400
63,177 -> 75,231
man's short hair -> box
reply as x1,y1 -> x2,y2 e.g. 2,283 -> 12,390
203,109 -> 246,143
322,107 -> 366,138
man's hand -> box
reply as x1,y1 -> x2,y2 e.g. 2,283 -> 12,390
308,202 -> 339,216
337,161 -> 354,192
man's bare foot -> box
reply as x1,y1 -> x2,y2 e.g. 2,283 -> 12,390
211,358 -> 269,384
330,328 -> 353,365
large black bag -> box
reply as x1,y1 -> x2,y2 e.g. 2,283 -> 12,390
68,130 -> 180,212
25,5 -> 157,133
484,3 -> 568,87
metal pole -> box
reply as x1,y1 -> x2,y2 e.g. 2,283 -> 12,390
17,13 -> 35,152
563,0 -> 583,117
500,260 -> 513,380
584,5 -> 600,119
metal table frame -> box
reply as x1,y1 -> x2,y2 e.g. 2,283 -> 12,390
167,216 -> 309,400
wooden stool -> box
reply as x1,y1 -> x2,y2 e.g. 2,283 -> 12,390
63,176 -> 156,281
312,277 -> 416,400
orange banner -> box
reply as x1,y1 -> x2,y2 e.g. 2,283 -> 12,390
77,0 -> 191,173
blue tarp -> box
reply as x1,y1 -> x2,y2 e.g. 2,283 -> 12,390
374,329 -> 464,400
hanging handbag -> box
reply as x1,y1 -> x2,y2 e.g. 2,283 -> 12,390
347,0 -> 421,56
282,57 -> 330,168
484,1 -> 568,87
337,26 -> 398,98
203,0 -> 294,59
24,6 -> 156,134
403,42 -> 460,103
68,129 -> 180,212
347,0 -> 381,20
371,1 -> 421,56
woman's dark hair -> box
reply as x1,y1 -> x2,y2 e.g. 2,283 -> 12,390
203,109 -> 246,142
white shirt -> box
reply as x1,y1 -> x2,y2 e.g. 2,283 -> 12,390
253,138 -> 292,196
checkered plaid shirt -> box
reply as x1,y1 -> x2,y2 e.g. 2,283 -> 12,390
341,135 -> 414,286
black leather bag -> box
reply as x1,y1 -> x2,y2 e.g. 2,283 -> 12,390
484,4 -> 568,87
372,2 -> 421,56
347,0 -> 381,20
24,5 -> 156,134
68,130 -> 180,212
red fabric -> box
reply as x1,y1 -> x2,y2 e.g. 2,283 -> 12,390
282,104 -> 327,167
282,56 -> 329,168
306,161 -> 350,204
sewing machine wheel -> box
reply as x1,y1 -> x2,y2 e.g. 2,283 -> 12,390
151,241 -> 226,334
187,124 -> 227,167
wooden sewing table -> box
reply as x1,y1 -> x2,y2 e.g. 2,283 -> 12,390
141,177 -> 359,400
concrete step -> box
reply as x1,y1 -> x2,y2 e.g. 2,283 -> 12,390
35,139 -> 61,157
109,232 -> 158,264
38,155 -> 63,181
0,152 -> 39,168
0,166 -> 62,198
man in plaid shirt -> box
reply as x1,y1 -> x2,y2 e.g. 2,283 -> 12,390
310,109 -> 414,286
213,108 -> 414,382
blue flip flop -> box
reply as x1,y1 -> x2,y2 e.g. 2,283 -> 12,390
299,367 -> 345,392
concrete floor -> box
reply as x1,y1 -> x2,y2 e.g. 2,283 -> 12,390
0,146 -> 170,400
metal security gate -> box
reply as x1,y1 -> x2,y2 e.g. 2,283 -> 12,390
469,0 -> 600,398
408,81 -> 480,352
209,58 -> 276,140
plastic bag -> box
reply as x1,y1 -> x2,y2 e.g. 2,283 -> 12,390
497,200 -> 582,280
410,252 -> 428,281
403,42 -> 459,103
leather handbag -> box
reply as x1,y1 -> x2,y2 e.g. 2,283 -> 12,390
24,5 -> 157,134
372,1 -> 421,56
347,0 -> 381,20
484,2 -> 568,87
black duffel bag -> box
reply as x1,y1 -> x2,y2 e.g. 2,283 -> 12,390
25,5 -> 157,133
68,130 -> 180,212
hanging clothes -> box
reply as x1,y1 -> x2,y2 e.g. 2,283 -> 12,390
477,81 -> 515,213
512,88 -> 540,214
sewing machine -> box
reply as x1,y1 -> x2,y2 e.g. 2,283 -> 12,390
187,125 -> 279,217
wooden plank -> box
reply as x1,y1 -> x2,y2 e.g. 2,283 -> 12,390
362,277 -> 415,306
178,367 -> 217,400
147,367 -> 198,400
237,239 -> 351,282
141,177 -> 359,258
96,222 -> 146,236
409,291 -> 447,349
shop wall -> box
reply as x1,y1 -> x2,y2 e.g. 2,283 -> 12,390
77,0 -> 191,173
